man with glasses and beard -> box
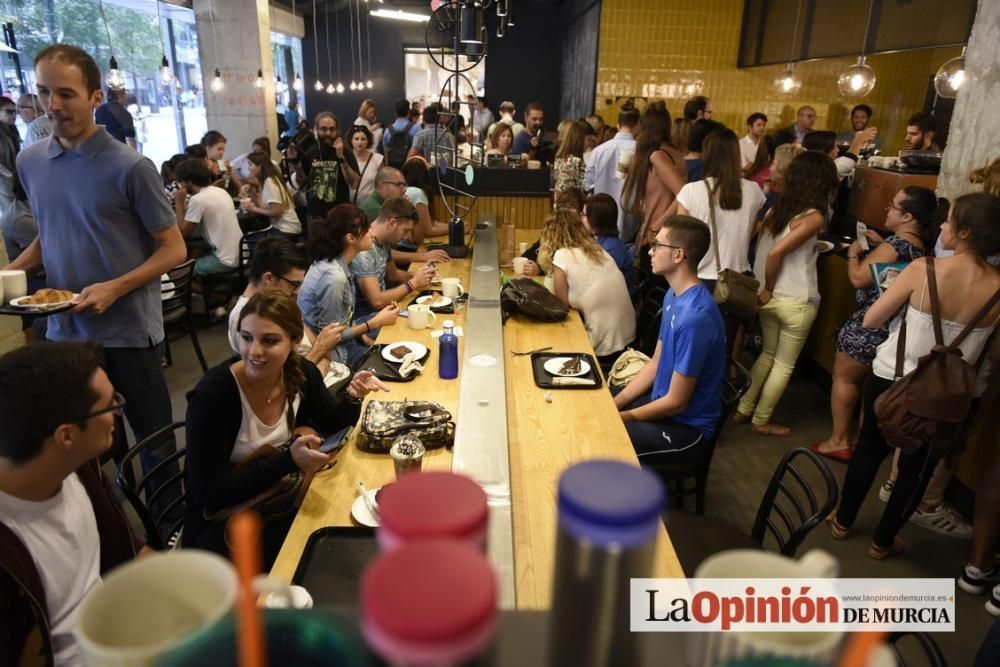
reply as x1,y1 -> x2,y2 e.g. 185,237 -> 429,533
287,111 -> 361,221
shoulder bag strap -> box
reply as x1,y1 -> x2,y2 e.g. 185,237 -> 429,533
893,303 -> 908,380
351,155 -> 372,204
960,287 -> 1000,364
925,257 -> 945,346
706,181 -> 722,277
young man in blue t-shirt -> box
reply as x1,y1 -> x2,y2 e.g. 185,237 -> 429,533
612,215 -> 726,461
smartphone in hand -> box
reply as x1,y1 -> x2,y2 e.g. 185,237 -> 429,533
319,425 -> 354,454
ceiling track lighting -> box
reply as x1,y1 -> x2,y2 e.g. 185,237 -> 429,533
837,0 -> 877,97
934,46 -> 967,99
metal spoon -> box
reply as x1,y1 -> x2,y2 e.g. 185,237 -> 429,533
511,346 -> 552,356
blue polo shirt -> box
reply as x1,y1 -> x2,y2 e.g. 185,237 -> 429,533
652,283 -> 726,436
16,127 -> 175,347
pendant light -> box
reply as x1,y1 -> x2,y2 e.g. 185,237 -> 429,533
207,0 -> 224,91
364,0 -> 373,88
324,2 -> 335,94
348,0 -> 358,90
255,69 -> 265,88
312,0 -> 323,91
98,1 -> 125,90
773,0 -> 802,95
210,68 -> 224,92
154,0 -> 172,84
837,0 -> 877,97
934,47 -> 967,99
290,0 -> 303,91
334,0 -> 345,92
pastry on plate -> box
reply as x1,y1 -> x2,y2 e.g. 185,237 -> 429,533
21,288 -> 73,305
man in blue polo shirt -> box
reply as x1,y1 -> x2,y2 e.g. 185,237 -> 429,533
612,215 -> 726,461
9,44 -> 186,479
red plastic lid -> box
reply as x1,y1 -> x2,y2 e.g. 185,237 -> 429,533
378,472 -> 488,541
361,540 -> 497,642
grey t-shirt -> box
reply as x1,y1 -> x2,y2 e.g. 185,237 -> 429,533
410,126 -> 456,161
351,239 -> 392,318
16,128 -> 175,347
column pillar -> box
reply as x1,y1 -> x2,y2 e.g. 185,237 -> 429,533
938,0 -> 1000,200
193,0 -> 278,158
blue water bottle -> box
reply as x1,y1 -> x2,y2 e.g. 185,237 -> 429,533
438,319 -> 459,379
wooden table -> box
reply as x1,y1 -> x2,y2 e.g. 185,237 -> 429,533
270,250 -> 469,583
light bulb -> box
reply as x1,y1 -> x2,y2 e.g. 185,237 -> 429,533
326,83 -> 335,93
106,56 -> 125,90
773,64 -> 801,95
293,74 -> 303,91
255,69 -> 265,89
350,81 -> 357,90
314,79 -> 324,91
837,56 -> 876,97
336,82 -> 345,93
934,51 -> 967,99
159,55 -> 172,85
366,79 -> 373,89
210,67 -> 224,92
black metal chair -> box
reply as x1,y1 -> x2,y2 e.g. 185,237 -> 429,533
645,358 -> 752,514
200,226 -> 272,313
162,259 -> 208,373
750,446 -> 839,556
633,284 -> 667,357
115,422 -> 187,551
888,631 -> 947,667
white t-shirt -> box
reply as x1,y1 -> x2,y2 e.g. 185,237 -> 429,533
677,178 -> 765,280
350,151 -> 383,205
230,367 -> 301,464
552,247 -> 636,356
0,474 -> 102,667
185,185 -> 242,268
739,135 -> 759,168
261,178 -> 302,235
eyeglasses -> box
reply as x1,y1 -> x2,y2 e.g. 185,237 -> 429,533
80,392 -> 127,421
651,242 -> 684,253
886,203 -> 905,213
278,275 -> 303,290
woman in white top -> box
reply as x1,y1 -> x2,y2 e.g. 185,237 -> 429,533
538,208 -> 636,362
734,152 -> 839,436
241,152 -> 303,239
349,125 -> 383,205
830,193 -> 1000,562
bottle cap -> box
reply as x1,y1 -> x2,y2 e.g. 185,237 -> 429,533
378,471 -> 488,548
443,319 -> 455,329
557,459 -> 664,548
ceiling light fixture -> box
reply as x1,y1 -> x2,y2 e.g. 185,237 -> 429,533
206,0 -> 224,92
154,0 -> 172,85
370,8 -> 430,23
774,0 -> 802,95
98,1 -> 125,90
255,69 -> 265,88
837,0 -> 877,97
365,0 -> 373,88
349,0 -> 358,90
934,46 -> 967,99
334,0 -> 344,92
312,0 -> 323,91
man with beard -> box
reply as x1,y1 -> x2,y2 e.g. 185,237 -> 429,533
837,104 -> 881,153
904,111 -> 941,152
288,111 -> 360,221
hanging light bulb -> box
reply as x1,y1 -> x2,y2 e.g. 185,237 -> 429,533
255,69 -> 265,88
350,81 -> 358,90
210,67 -> 224,92
159,55 -> 172,85
773,63 -> 802,95
366,80 -> 373,89
293,73 -> 304,91
837,56 -> 876,97
934,48 -> 967,99
314,79 -> 324,91
106,56 -> 125,90
336,82 -> 345,93
326,83 -> 335,94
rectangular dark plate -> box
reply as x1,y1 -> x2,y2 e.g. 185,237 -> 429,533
354,343 -> 430,383
529,351 -> 603,390
291,527 -> 378,605
0,301 -> 74,318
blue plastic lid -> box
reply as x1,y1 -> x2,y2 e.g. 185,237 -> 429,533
558,460 -> 665,548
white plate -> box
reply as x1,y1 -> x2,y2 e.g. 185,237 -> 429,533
351,490 -> 380,527
543,356 -> 592,377
416,294 -> 452,308
9,294 -> 78,311
381,341 -> 429,363
815,240 -> 835,254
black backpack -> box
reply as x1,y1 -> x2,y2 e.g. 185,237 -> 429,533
386,121 -> 415,168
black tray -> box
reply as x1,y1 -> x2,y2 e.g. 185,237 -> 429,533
530,351 -> 603,390
0,302 -> 73,318
291,527 -> 378,605
353,343 -> 430,382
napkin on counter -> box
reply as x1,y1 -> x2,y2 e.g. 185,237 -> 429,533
431,326 -> 465,338
398,353 -> 424,379
551,377 -> 596,387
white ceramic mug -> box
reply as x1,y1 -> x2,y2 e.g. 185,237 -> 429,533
511,257 -> 528,275
408,303 -> 437,330
75,550 -> 238,667
685,549 -> 841,667
441,277 -> 464,298
0,269 -> 27,303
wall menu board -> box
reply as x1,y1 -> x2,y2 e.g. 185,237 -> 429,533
739,0 -> 975,68
560,0 -> 601,120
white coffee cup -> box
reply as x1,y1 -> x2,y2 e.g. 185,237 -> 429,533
616,147 -> 635,178
686,549 -> 841,667
441,277 -> 464,298
0,269 -> 27,303
511,257 -> 528,275
75,550 -> 238,667
408,303 -> 437,330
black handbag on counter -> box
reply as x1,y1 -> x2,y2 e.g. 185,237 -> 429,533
500,277 -> 569,323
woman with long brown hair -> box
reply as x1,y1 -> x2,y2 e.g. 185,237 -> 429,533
553,119 -> 589,195
184,290 -> 386,566
623,101 -> 686,246
241,151 -> 302,239
538,209 -> 635,364
486,123 -> 514,157
734,151 -> 838,437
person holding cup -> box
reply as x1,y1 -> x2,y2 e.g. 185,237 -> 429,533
185,291 -> 387,567
0,342 -> 149,667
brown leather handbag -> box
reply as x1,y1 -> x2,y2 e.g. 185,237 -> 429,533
874,258 -> 1000,456
706,182 -> 760,321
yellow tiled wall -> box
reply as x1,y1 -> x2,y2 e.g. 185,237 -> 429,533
595,0 -> 961,155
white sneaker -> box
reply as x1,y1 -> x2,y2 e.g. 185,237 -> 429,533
987,584 -> 1000,617
959,564 -> 998,595
878,479 -> 894,503
909,505 -> 973,539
